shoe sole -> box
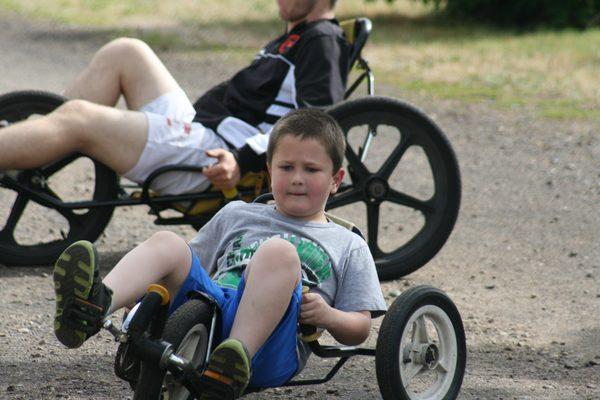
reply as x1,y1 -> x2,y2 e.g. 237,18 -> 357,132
53,240 -> 97,348
199,339 -> 250,399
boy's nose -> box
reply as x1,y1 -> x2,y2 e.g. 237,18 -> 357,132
291,172 -> 304,185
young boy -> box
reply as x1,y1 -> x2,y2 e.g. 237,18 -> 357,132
53,109 -> 387,399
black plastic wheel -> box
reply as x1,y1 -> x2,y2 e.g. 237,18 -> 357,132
376,285 -> 466,400
327,96 -> 461,280
134,298 -> 213,400
0,90 -> 118,266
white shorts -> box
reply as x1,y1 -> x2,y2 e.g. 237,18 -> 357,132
123,89 -> 228,194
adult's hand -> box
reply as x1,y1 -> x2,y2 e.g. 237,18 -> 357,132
202,148 -> 241,189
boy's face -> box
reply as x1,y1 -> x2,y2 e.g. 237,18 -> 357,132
268,134 -> 344,223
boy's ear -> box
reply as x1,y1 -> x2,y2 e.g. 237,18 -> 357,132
330,168 -> 345,194
267,163 -> 271,175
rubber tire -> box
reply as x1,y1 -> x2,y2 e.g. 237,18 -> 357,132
375,285 -> 466,400
0,90 -> 118,266
133,298 -> 213,400
327,96 -> 461,280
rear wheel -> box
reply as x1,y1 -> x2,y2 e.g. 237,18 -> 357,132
0,90 -> 118,266
133,298 -> 213,400
376,285 -> 466,400
327,96 -> 461,280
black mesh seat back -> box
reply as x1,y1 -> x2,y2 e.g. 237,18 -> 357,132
340,17 -> 372,71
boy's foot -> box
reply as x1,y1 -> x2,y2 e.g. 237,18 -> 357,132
53,240 -> 112,348
199,338 -> 251,400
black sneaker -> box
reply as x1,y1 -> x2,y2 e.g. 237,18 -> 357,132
53,240 -> 112,348
199,338 -> 251,400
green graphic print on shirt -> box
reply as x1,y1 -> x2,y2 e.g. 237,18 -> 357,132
215,233 -> 333,289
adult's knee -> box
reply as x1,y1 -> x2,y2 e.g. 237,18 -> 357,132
97,37 -> 152,66
49,99 -> 96,148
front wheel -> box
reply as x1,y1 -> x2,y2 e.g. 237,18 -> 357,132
327,97 -> 461,280
0,90 -> 118,266
376,285 -> 466,400
133,298 -> 213,400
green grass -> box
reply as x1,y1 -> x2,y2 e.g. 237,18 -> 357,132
0,0 -> 597,121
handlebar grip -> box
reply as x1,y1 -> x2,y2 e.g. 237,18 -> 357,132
299,286 -> 322,342
222,187 -> 240,201
128,286 -> 169,337
300,323 -> 318,336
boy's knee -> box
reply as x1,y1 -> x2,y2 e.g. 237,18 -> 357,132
145,230 -> 190,263
257,238 -> 300,275
147,230 -> 187,250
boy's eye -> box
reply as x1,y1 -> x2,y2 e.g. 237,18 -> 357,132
306,167 -> 320,173
279,165 -> 293,171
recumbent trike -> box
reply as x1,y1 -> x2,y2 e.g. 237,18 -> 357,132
0,18 -> 461,282
100,193 -> 466,399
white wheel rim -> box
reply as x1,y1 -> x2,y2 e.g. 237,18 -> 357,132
398,304 -> 458,400
163,324 -> 208,400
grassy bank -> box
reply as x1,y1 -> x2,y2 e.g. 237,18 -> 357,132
1,0 -> 597,120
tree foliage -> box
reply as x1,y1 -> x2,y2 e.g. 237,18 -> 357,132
369,0 -> 600,29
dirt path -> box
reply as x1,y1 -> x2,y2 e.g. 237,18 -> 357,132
0,13 -> 598,400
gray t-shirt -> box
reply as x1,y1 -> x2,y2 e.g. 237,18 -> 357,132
188,201 -> 387,371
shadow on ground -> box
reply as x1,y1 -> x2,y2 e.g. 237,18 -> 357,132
0,250 -> 129,278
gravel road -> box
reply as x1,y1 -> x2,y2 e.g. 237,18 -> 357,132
0,13 -> 598,400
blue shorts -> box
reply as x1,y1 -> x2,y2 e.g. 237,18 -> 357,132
169,249 -> 302,388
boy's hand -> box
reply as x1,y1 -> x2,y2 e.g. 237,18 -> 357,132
300,291 -> 372,346
300,292 -> 333,328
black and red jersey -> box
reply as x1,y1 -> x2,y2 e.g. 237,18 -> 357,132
193,19 -> 350,174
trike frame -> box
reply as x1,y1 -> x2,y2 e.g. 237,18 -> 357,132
110,283 -> 466,400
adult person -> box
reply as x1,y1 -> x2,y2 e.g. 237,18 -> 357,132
0,0 -> 349,194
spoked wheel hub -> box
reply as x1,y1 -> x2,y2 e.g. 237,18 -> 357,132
404,343 -> 440,370
365,176 -> 389,202
19,170 -> 48,189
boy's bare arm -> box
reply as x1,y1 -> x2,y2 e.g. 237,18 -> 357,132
300,292 -> 371,346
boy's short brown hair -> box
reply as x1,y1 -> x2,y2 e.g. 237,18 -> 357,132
267,109 -> 345,172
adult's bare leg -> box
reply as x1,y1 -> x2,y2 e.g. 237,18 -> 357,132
229,238 -> 301,357
0,99 -> 147,175
64,38 -> 181,110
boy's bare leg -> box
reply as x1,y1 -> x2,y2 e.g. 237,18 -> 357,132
64,38 -> 181,110
103,231 -> 192,314
53,231 -> 190,348
229,238 -> 301,357
0,99 -> 147,174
